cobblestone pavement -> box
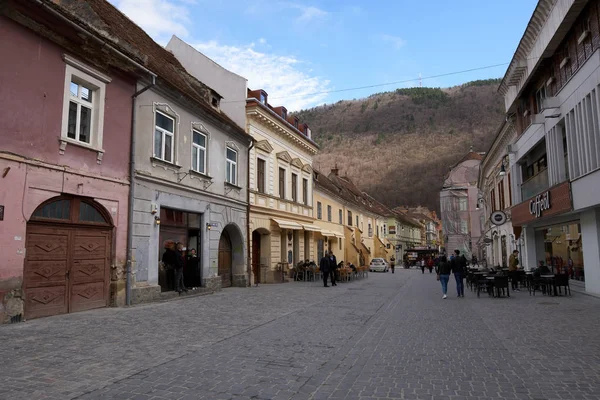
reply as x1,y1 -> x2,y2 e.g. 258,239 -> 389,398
1,270 -> 600,400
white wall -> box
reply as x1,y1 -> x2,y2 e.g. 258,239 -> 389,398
166,36 -> 247,129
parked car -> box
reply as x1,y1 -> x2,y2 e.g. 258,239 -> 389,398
369,258 -> 389,272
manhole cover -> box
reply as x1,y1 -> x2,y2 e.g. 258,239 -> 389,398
538,302 -> 559,305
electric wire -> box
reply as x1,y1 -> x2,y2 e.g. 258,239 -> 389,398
221,62 -> 510,104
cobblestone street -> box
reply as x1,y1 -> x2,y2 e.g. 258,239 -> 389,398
1,270 -> 600,400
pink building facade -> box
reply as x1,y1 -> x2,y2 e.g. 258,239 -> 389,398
0,3 -> 139,323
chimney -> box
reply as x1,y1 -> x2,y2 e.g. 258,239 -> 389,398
331,165 -> 339,176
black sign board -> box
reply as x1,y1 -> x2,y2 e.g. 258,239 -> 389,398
0,205 -> 4,221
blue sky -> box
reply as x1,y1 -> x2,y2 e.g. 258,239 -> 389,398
109,0 -> 537,110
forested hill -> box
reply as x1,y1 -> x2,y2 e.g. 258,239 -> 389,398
294,79 -> 504,212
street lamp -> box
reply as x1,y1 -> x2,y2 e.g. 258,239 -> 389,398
498,155 -> 508,177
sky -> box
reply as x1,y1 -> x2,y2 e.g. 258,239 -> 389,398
109,0 -> 538,111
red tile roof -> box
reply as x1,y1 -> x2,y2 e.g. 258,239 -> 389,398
47,0 -> 249,138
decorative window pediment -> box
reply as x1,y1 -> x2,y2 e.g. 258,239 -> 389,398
291,158 -> 304,169
276,151 -> 292,163
255,139 -> 274,153
226,141 -> 240,152
191,121 -> 210,134
302,164 -> 313,174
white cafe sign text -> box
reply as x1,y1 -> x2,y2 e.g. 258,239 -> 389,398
529,191 -> 551,218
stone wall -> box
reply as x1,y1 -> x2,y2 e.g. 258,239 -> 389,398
204,276 -> 222,292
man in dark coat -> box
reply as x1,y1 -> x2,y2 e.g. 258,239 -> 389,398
328,251 -> 338,286
450,249 -> 467,297
320,253 -> 331,287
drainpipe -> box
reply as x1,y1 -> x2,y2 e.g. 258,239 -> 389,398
126,77 -> 156,306
246,138 -> 255,287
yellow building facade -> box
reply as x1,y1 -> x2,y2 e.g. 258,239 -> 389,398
246,90 -> 319,284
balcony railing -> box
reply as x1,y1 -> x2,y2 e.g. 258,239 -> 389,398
521,169 -> 549,200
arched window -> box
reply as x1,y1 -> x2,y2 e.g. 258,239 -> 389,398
31,197 -> 110,226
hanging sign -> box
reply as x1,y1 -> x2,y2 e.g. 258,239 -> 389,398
490,211 -> 507,225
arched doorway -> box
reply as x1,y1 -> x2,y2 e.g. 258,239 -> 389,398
218,231 -> 232,288
24,196 -> 112,320
252,230 -> 261,284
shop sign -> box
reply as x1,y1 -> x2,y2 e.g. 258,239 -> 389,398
511,181 -> 572,226
529,191 -> 551,218
0,205 -> 3,221
389,226 -> 396,235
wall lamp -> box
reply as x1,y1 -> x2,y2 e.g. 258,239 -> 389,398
499,155 -> 509,177
154,215 -> 161,225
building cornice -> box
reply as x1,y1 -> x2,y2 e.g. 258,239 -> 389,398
246,101 -> 319,155
499,0 -> 556,95
136,173 -> 248,208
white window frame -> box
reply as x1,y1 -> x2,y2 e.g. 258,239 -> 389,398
60,56 -> 110,151
291,172 -> 299,202
154,110 -> 175,162
226,147 -> 238,185
256,156 -> 268,193
191,129 -> 207,174
278,166 -> 288,199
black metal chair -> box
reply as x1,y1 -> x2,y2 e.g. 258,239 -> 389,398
553,273 -> 571,296
476,277 -> 492,298
493,276 -> 510,298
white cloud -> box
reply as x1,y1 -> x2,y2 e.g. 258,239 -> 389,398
259,38 -> 267,44
109,0 -> 191,44
379,34 -> 406,49
194,41 -> 330,110
293,5 -> 329,22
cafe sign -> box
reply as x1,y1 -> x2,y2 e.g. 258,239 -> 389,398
529,191 -> 551,218
511,181 -> 572,226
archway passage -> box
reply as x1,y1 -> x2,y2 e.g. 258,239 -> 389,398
218,231 -> 232,288
24,196 -> 112,320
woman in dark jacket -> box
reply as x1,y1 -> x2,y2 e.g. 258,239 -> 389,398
437,255 -> 451,299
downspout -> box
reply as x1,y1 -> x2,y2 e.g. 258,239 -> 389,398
246,138 -> 255,287
126,76 -> 156,306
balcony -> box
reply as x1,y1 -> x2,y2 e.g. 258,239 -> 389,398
521,168 -> 549,200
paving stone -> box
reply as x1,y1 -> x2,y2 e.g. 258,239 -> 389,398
1,271 -> 600,400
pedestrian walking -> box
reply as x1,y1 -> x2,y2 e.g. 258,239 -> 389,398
508,250 -> 520,291
320,253 -> 331,287
329,251 -> 338,286
451,249 -> 466,297
420,258 -> 426,274
427,257 -> 434,273
390,256 -> 395,274
436,255 -> 451,299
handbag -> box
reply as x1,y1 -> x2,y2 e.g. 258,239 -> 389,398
436,274 -> 440,281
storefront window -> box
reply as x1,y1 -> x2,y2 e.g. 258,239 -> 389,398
541,222 -> 584,281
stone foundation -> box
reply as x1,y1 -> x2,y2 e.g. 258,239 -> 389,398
1,288 -> 24,324
232,274 -> 248,287
131,284 -> 162,305
204,276 -> 222,292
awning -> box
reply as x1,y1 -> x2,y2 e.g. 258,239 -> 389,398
320,230 -> 337,237
272,218 -> 303,230
301,223 -> 322,232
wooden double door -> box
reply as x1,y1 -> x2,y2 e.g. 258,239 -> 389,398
218,231 -> 232,288
24,224 -> 111,320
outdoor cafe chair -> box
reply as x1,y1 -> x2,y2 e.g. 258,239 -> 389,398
493,276 -> 510,298
553,273 -> 571,296
476,276 -> 492,298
